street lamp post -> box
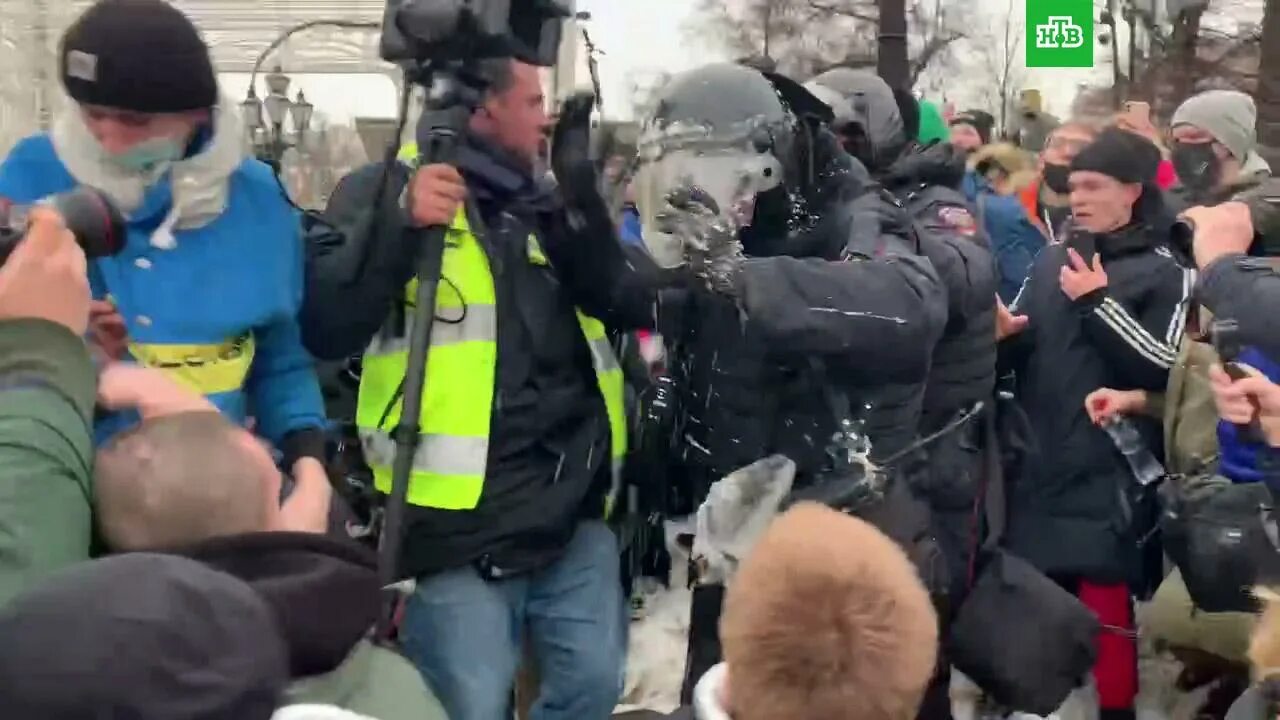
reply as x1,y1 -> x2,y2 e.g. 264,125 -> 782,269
241,66 -> 313,171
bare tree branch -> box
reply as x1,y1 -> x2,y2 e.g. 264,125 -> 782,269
908,34 -> 961,84
690,0 -> 966,84
806,0 -> 877,22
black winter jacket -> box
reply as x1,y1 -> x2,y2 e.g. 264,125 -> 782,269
300,135 -> 654,579
884,143 -> 998,431
1177,173 -> 1280,359
1002,222 -> 1194,582
664,142 -> 947,489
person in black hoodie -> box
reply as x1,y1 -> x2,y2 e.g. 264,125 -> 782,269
805,66 -> 998,720
805,69 -> 997,463
998,127 -> 1194,720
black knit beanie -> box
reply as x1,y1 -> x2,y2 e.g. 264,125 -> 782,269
1069,127 -> 1162,185
60,0 -> 217,113
951,110 -> 995,144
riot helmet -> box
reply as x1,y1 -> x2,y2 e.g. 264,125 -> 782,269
633,63 -> 824,266
805,68 -> 907,171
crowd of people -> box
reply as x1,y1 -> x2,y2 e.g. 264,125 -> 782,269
4,1 -> 1280,719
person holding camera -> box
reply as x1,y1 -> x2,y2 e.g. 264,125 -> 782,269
1172,96 -> 1280,365
0,0 -> 328,490
301,58 -> 654,720
0,207 -> 95,606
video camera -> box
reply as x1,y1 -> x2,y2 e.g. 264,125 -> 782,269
0,187 -> 125,266
379,0 -> 570,68
368,0 -> 575,623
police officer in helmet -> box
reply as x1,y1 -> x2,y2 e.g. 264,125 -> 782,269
807,67 -> 999,720
632,62 -> 948,700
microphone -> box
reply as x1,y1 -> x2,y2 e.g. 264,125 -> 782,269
0,187 -> 126,266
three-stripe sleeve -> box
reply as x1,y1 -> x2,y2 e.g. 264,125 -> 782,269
1078,262 -> 1196,390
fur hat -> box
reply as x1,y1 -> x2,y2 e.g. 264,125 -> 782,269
719,503 -> 938,720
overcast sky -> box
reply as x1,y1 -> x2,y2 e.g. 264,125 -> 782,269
575,0 -> 722,118
219,1 -> 721,125
215,0 -> 1262,129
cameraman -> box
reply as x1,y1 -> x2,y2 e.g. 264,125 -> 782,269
301,59 -> 651,720
0,209 -> 95,606
1171,91 -> 1280,359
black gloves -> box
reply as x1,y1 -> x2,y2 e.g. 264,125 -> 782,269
550,92 -> 612,235
656,186 -> 745,297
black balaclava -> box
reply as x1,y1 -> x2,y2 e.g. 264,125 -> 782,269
804,69 -> 907,172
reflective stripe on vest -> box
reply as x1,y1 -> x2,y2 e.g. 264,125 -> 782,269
355,207 -> 627,515
397,142 -> 419,168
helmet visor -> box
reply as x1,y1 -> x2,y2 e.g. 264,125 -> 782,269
633,124 -> 782,268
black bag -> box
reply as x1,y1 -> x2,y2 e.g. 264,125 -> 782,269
946,402 -> 1100,715
1161,478 -> 1280,613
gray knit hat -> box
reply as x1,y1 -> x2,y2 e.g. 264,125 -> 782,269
1171,90 -> 1258,161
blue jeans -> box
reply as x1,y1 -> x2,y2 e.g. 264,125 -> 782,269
400,520 -> 626,720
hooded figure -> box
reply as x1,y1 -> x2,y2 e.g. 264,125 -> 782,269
806,70 -> 998,621
805,68 -> 996,447
631,61 -> 947,702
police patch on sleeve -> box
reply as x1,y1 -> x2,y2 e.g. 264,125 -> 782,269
937,205 -> 978,236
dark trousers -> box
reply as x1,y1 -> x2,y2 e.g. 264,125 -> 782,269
680,583 -> 726,704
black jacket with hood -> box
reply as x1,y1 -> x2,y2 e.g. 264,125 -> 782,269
883,141 -> 999,431
1002,212 -> 1194,582
661,127 -> 947,496
176,531 -> 447,719
807,70 -> 996,457
0,553 -> 289,720
301,133 -> 654,578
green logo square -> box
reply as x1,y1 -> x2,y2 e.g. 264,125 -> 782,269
1025,0 -> 1095,68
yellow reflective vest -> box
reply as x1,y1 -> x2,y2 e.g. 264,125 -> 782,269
355,205 -> 627,515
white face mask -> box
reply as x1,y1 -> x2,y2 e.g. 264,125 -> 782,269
103,134 -> 185,174
633,145 -> 782,268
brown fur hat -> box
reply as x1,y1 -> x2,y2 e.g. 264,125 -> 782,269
1250,587 -> 1280,683
720,503 -> 939,720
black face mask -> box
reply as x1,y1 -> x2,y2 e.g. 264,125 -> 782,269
739,185 -> 794,258
1042,163 -> 1072,194
1171,141 -> 1222,195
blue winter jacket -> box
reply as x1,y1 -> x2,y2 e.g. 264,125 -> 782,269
1218,346 -> 1280,486
0,123 -> 325,448
620,203 -> 643,246
962,171 -> 1046,303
